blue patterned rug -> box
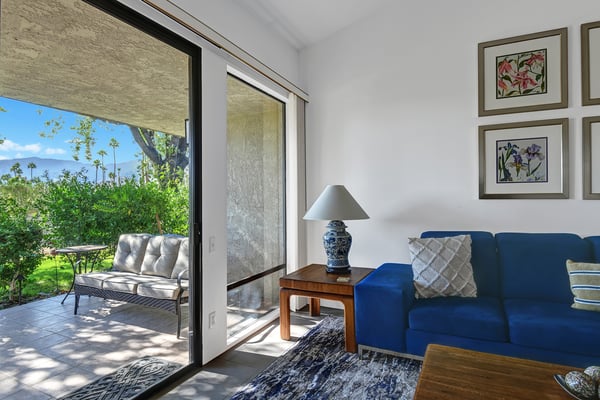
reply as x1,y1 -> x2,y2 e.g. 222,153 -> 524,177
230,316 -> 422,400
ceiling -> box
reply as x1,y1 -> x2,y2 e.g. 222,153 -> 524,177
0,0 -> 391,137
233,0 -> 394,49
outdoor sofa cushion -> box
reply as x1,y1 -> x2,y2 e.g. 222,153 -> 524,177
113,233 -> 151,274
140,235 -> 182,277
137,280 -> 189,300
171,238 -> 189,279
74,271 -> 115,289
102,273 -> 162,294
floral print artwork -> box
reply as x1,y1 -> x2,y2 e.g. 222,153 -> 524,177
496,49 -> 547,99
497,137 -> 548,183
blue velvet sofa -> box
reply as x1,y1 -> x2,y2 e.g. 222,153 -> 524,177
355,231 -> 600,367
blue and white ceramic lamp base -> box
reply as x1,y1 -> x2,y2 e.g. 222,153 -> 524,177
323,220 -> 353,273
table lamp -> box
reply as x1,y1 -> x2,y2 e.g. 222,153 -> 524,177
304,185 -> 369,273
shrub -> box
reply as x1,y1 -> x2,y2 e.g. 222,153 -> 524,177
39,170 -> 189,250
0,195 -> 44,302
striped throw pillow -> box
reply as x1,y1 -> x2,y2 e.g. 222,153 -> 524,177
566,260 -> 600,312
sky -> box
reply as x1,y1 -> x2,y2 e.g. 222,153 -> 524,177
0,96 -> 139,163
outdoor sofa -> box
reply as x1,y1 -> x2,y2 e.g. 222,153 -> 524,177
355,231 -> 600,368
73,233 -> 189,337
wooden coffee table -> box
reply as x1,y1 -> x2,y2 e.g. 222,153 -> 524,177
279,264 -> 372,353
414,344 -> 577,399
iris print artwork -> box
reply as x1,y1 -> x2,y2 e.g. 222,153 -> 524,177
496,49 -> 547,99
497,137 -> 548,183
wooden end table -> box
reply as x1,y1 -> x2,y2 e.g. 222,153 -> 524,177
279,263 -> 372,353
414,344 -> 577,400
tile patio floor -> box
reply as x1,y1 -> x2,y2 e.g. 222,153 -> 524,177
0,294 -> 338,399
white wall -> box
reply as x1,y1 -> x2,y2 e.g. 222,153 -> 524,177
300,0 -> 600,268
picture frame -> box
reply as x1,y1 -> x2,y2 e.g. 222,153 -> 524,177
478,28 -> 568,116
582,21 -> 600,106
479,118 -> 569,199
583,116 -> 600,199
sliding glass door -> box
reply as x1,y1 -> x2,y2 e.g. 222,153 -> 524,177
226,74 -> 286,340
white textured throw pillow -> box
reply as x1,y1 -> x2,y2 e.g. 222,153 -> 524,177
409,235 -> 477,299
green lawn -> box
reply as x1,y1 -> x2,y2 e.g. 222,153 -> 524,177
0,253 -> 113,308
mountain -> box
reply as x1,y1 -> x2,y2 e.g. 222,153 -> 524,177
0,157 -> 138,181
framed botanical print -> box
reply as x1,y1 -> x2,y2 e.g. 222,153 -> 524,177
582,21 -> 600,105
583,116 -> 600,199
478,28 -> 568,116
479,118 -> 569,199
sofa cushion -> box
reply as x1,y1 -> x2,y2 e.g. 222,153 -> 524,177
170,238 -> 189,279
497,233 -> 594,303
113,233 -> 151,274
137,280 -> 189,300
102,273 -> 162,294
421,231 -> 499,297
74,271 -> 116,289
504,298 -> 600,357
140,236 -> 182,278
408,296 -> 508,342
566,260 -> 600,311
409,235 -> 477,298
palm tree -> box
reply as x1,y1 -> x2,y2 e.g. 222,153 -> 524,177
27,162 -> 37,180
10,162 -> 22,178
93,159 -> 101,184
97,149 -> 107,183
108,138 -> 119,183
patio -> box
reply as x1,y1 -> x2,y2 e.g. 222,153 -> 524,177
0,294 -> 189,399
0,293 -> 329,399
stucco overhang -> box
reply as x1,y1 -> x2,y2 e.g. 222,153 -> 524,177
0,0 -> 189,137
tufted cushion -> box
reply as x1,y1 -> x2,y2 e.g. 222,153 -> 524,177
409,235 -> 477,298
566,260 -> 600,312
140,236 -> 182,278
113,234 -> 151,273
170,238 -> 189,279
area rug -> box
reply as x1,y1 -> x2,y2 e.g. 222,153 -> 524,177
58,356 -> 182,400
230,316 -> 422,400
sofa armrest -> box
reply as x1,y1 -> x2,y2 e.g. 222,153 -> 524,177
355,263 -> 414,353
177,269 -> 189,288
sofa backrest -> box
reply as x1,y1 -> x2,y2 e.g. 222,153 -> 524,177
497,233 -> 594,303
420,231 -> 500,297
171,237 -> 189,279
585,236 -> 600,260
140,235 -> 183,278
113,233 -> 152,273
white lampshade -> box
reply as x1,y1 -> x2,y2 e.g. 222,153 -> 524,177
304,185 -> 369,221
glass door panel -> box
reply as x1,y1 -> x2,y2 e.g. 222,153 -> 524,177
226,75 -> 285,340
